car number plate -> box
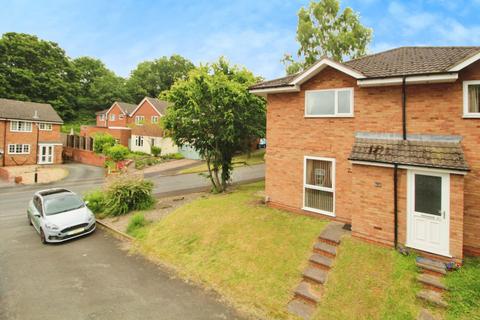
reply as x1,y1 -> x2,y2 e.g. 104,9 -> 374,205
67,227 -> 85,236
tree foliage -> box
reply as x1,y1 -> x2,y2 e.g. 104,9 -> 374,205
0,32 -> 78,119
283,0 -> 372,74
163,58 -> 266,192
126,55 -> 194,102
93,133 -> 116,154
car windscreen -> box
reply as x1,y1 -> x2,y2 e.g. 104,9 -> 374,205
43,194 -> 84,216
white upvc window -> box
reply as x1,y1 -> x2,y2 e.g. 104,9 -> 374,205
151,115 -> 159,123
303,156 -> 335,216
135,135 -> 144,147
39,123 -> 52,131
8,144 -> 30,154
99,114 -> 105,121
10,121 -> 32,132
119,114 -> 124,119
305,88 -> 354,117
135,116 -> 145,125
463,80 -> 480,118
110,114 -> 116,121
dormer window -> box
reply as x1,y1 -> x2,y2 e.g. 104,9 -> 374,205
463,81 -> 480,118
305,88 -> 353,117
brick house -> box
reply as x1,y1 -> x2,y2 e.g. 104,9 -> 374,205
80,97 -> 178,155
0,98 -> 63,166
249,47 -> 480,262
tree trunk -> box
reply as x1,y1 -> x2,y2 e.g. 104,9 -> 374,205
205,156 -> 219,192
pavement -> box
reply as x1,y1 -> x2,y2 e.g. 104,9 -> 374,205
0,162 -> 265,319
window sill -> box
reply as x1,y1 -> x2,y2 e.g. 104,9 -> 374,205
462,114 -> 480,119
302,206 -> 335,217
304,115 -> 354,118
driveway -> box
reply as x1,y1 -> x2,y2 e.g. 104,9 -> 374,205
0,162 -> 264,319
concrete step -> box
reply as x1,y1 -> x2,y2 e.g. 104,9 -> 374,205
287,298 -> 316,320
303,267 -> 327,285
416,257 -> 447,276
313,241 -> 337,257
417,308 -> 439,320
416,261 -> 447,276
416,289 -> 448,308
309,254 -> 333,269
318,222 -> 347,245
294,281 -> 321,304
417,274 -> 447,291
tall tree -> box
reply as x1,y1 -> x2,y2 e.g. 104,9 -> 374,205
283,0 -> 372,74
163,58 -> 266,193
126,54 -> 194,102
73,57 -> 130,115
0,32 -> 78,119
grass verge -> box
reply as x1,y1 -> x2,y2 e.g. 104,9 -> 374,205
313,237 -> 420,320
445,257 -> 480,320
179,149 -> 265,174
135,181 -> 327,319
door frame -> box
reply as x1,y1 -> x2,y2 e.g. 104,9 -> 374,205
406,169 -> 451,257
37,143 -> 55,164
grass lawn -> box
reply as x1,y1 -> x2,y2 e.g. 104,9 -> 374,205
313,237 -> 421,320
135,181 -> 327,319
179,149 -> 265,174
445,257 -> 480,320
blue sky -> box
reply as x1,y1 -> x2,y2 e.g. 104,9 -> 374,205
1,0 -> 480,79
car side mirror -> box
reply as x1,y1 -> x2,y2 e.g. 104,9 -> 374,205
34,213 -> 41,218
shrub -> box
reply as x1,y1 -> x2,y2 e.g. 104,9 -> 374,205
93,133 -> 116,154
103,179 -> 155,216
106,145 -> 130,162
126,212 -> 148,238
151,146 -> 162,157
162,153 -> 184,160
84,189 -> 106,214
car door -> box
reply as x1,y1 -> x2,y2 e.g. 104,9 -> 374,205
31,196 -> 43,232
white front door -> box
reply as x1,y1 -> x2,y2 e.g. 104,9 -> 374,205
407,170 -> 450,256
38,144 -> 54,164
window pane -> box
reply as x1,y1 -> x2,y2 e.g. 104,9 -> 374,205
415,174 -> 441,216
305,188 -> 333,212
306,159 -> 332,188
468,85 -> 480,113
338,90 -> 351,113
16,145 -> 22,153
9,145 -> 15,153
306,91 -> 335,115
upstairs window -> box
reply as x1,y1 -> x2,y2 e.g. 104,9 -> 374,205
110,114 -> 116,121
464,81 -> 480,117
303,156 -> 335,216
135,116 -> 145,125
99,114 -> 105,121
10,121 -> 32,132
305,88 -> 353,117
151,116 -> 159,123
39,123 -> 52,131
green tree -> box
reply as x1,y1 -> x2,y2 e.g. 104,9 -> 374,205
73,57 -> 131,116
283,0 -> 372,74
0,32 -> 78,119
126,54 -> 195,102
163,58 -> 265,193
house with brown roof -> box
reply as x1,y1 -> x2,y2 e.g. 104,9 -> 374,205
249,46 -> 480,263
0,98 -> 64,166
81,97 -> 179,155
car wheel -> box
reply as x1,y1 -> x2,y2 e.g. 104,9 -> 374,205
40,229 -> 47,244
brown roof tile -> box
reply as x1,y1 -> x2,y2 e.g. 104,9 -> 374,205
0,98 -> 63,123
250,46 -> 480,90
349,134 -> 469,171
145,97 -> 169,115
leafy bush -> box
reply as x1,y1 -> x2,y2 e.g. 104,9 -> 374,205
84,189 -> 106,214
162,153 -> 184,160
93,133 -> 116,154
103,179 -> 155,216
151,146 -> 162,157
126,212 -> 148,238
106,145 -> 130,162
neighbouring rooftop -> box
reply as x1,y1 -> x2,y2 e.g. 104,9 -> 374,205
0,98 -> 63,123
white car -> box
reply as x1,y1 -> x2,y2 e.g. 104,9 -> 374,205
27,188 -> 96,244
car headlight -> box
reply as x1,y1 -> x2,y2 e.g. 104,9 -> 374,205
88,214 -> 95,222
45,223 -> 59,230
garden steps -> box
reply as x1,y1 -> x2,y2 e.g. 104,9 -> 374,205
417,308 -> 439,320
416,289 -> 448,308
417,274 -> 447,292
286,222 -> 350,319
415,256 -> 450,316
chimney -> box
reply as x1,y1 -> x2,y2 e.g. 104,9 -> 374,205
33,110 -> 39,119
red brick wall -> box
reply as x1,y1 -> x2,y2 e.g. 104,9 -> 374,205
65,147 -> 106,167
80,126 -> 131,147
96,114 -> 107,127
105,103 -> 128,127
265,62 -> 480,257
1,121 -> 62,166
